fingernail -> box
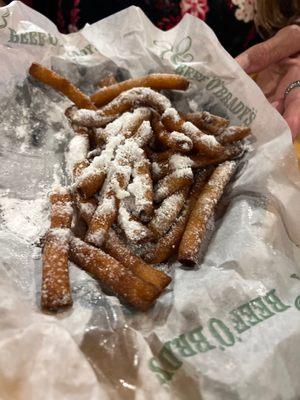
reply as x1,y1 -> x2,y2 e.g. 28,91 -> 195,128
236,53 -> 250,72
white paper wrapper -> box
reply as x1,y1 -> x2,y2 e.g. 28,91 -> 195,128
1,2 -> 300,399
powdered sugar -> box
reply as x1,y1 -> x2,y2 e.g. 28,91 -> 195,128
182,121 -> 200,135
51,185 -> 70,196
162,107 -> 180,121
118,203 -> 152,242
66,134 -> 89,177
112,87 -> 171,113
72,109 -> 116,127
200,134 -> 219,147
152,161 -> 162,176
94,193 -> 116,216
154,168 -> 193,202
0,196 -> 50,243
169,154 -> 194,170
77,199 -> 96,218
149,191 -> 186,236
207,161 -> 236,190
134,120 -> 153,147
127,160 -> 152,214
172,167 -> 193,179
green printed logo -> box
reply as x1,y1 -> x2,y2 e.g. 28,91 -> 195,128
294,296 -> 300,310
148,289 -> 294,384
66,44 -> 96,57
175,63 -> 257,126
6,27 -> 96,57
153,36 -> 194,65
8,28 -> 60,46
153,36 -> 258,125
0,9 -> 9,29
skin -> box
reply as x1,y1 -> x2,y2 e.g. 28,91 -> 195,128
236,25 -> 300,140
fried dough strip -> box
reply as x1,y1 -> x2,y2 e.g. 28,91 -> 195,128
184,111 -> 229,135
162,108 -> 224,157
76,165 -> 106,199
41,229 -> 72,311
41,187 -> 73,311
132,120 -> 153,148
85,187 -> 118,247
69,237 -> 160,311
128,151 -> 153,222
85,139 -> 134,247
72,105 -> 151,129
147,149 -> 175,162
49,187 -> 73,229
154,168 -> 193,203
98,87 -> 172,116
217,126 -> 251,144
190,143 -> 243,168
149,188 -> 188,239
71,157 -> 98,224
104,229 -> 171,290
70,111 -> 117,128
74,133 -> 123,198
152,116 -> 192,153
118,202 -> 155,243
29,63 -> 96,110
91,74 -> 189,107
178,161 -> 237,265
151,160 -> 169,182
67,133 -> 90,177
144,169 -> 212,264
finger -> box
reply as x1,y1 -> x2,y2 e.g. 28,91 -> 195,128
236,25 -> 300,74
271,98 -> 284,114
283,90 -> 300,140
273,63 -> 300,102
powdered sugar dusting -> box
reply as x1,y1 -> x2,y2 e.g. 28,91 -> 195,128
66,134 -> 89,177
169,154 -> 194,170
134,120 -> 153,147
182,121 -> 200,135
154,168 -> 193,202
200,134 -> 219,147
72,109 -> 116,127
118,203 -> 152,243
128,157 -> 152,214
0,196 -> 50,243
149,191 -> 186,236
162,107 -> 180,121
108,87 -> 171,113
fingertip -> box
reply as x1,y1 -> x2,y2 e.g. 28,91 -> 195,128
284,114 -> 300,140
271,98 -> 284,114
236,53 -> 251,73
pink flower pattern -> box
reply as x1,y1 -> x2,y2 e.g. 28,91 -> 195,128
180,0 -> 209,20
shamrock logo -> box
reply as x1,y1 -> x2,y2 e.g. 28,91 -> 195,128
0,9 -> 10,29
153,36 -> 194,65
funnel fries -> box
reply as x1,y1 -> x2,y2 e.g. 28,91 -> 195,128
30,64 -> 251,312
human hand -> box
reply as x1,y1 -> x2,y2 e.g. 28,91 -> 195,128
236,25 -> 300,140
